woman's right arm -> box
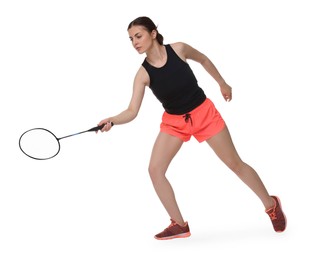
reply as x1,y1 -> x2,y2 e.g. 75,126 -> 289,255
98,66 -> 149,131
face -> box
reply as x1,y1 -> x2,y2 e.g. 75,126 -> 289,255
128,25 -> 156,54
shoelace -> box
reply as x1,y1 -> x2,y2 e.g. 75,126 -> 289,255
268,209 -> 277,220
163,220 -> 180,232
183,113 -> 193,125
166,221 -> 177,230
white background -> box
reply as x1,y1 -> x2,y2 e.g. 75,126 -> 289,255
1,0 -> 310,259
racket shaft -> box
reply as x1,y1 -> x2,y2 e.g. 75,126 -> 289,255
58,123 -> 113,140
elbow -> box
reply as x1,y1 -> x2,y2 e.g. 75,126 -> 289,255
132,110 -> 139,120
128,108 -> 139,122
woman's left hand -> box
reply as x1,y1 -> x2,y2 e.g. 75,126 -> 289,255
220,82 -> 232,102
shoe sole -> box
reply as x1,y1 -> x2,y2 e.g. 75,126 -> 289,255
155,231 -> 191,240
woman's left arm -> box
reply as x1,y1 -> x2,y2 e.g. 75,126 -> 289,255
175,42 -> 232,102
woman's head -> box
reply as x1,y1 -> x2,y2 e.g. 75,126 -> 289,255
127,16 -> 164,46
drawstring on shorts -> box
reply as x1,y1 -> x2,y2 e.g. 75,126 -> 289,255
183,113 -> 193,126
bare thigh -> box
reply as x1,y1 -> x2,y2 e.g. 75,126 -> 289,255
148,132 -> 184,179
206,125 -> 243,172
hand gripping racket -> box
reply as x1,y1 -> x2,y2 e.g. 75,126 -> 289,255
19,123 -> 113,160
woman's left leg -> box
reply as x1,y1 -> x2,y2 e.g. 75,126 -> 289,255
206,125 -> 275,210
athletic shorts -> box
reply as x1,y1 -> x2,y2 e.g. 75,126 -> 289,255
160,98 -> 225,142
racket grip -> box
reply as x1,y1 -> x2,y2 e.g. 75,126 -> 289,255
89,122 -> 114,132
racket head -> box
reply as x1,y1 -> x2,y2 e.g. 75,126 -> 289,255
19,128 -> 61,160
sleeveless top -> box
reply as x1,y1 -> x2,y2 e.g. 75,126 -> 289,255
142,44 -> 206,115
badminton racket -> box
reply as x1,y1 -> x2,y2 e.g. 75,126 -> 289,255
19,123 -> 113,160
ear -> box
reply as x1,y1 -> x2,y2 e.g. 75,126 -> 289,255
151,29 -> 157,40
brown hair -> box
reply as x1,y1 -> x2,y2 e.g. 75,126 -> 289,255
127,16 -> 164,45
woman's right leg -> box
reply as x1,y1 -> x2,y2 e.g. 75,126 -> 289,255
148,132 -> 185,226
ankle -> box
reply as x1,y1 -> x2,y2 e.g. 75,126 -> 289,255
265,196 -> 275,211
172,218 -> 186,227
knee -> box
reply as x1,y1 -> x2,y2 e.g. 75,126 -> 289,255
148,163 -> 166,184
226,159 -> 245,174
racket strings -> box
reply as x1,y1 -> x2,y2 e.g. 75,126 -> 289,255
19,128 -> 60,160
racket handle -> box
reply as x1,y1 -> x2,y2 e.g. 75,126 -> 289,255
89,122 -> 114,132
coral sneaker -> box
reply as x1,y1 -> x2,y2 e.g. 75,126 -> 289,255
265,196 -> 287,232
154,219 -> 191,240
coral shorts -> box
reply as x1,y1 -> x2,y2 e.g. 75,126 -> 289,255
160,98 -> 225,142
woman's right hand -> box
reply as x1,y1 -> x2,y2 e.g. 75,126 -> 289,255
97,118 -> 113,132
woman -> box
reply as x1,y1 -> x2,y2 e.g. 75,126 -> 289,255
98,16 -> 286,240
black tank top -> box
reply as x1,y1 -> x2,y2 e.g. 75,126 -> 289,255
142,44 -> 206,115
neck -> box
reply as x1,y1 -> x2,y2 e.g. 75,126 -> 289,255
146,43 -> 166,67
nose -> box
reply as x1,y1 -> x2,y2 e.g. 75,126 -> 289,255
132,38 -> 138,47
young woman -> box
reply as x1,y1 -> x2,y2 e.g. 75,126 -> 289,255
98,16 -> 286,240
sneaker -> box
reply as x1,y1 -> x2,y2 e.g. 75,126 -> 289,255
265,196 -> 287,232
154,219 -> 191,240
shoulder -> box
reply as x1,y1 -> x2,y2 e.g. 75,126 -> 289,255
134,65 -> 150,87
169,41 -> 186,49
171,42 -> 206,63
169,42 -> 187,54
168,42 -> 188,61
169,42 -> 199,61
